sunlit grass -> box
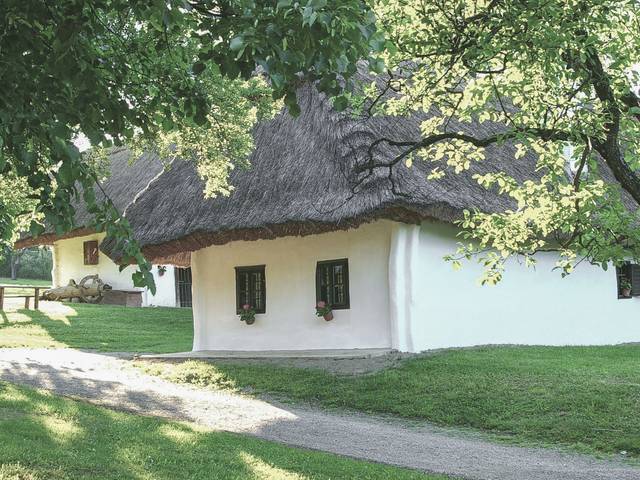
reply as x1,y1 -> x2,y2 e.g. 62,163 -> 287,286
0,382 -> 447,480
139,345 -> 640,459
0,301 -> 192,353
239,452 -> 309,480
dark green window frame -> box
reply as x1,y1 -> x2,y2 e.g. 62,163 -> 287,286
235,265 -> 266,314
315,259 -> 350,310
616,262 -> 640,299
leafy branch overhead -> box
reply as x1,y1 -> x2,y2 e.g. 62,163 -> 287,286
365,0 -> 640,283
4,0 -> 640,290
0,0 -> 381,292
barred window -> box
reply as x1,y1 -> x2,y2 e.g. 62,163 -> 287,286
235,265 -> 266,313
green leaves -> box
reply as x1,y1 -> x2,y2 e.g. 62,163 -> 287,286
229,36 -> 245,58
301,6 -> 318,27
202,0 -> 378,114
332,95 -> 350,112
192,62 -> 206,75
0,0 -> 380,291
372,0 -> 640,279
29,222 -> 45,238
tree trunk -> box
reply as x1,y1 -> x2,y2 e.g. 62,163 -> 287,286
41,275 -> 112,303
9,250 -> 22,280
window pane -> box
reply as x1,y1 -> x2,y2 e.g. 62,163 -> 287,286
334,283 -> 344,305
334,265 -> 343,285
322,265 -> 330,303
239,273 -> 249,306
253,272 -> 263,310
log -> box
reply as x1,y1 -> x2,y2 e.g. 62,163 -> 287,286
41,275 -> 112,303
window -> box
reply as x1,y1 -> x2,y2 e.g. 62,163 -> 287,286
83,240 -> 99,265
616,263 -> 640,298
235,265 -> 266,313
316,259 -> 350,309
175,267 -> 192,308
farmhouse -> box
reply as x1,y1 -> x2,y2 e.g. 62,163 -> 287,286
97,80 -> 640,353
16,150 -> 189,308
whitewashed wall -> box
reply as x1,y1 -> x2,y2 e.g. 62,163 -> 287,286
143,265 -> 178,307
52,232 -> 136,290
392,222 -> 640,351
52,233 -> 177,307
191,221 -> 393,351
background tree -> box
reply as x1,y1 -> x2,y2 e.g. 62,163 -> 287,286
0,246 -> 52,281
363,0 -> 640,282
7,249 -> 24,281
1,0 -> 382,291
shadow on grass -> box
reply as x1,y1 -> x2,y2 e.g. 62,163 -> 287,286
0,382 -> 260,479
0,380 -> 433,480
0,301 -> 193,353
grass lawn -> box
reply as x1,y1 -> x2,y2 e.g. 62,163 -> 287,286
0,277 -> 51,286
4,301 -> 639,460
0,382 -> 446,480
0,301 -> 193,353
0,277 -> 51,296
140,345 -> 640,459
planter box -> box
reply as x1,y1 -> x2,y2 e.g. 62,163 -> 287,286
102,289 -> 143,307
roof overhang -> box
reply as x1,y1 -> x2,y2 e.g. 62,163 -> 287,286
120,204 -> 457,266
14,227 -> 97,250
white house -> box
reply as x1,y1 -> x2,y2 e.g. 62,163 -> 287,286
16,149 -> 190,308
107,81 -> 640,352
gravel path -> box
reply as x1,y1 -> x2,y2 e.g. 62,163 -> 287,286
0,348 -> 638,480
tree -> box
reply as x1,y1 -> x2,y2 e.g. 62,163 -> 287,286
1,0 -> 382,291
0,244 -> 26,281
8,250 -> 24,281
364,0 -> 640,282
0,174 -> 35,280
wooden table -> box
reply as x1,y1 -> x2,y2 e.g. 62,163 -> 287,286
0,284 -> 50,310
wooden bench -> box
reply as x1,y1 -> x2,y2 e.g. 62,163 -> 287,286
0,285 -> 46,310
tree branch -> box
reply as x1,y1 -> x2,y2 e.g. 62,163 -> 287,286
581,48 -> 640,204
354,127 -> 570,175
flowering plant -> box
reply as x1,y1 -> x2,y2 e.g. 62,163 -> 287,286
239,304 -> 256,324
315,300 -> 332,317
620,278 -> 632,293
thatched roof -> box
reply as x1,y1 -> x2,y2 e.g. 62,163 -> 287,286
107,81 -> 545,265
15,148 -> 165,249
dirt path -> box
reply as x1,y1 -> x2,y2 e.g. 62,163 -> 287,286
0,348 -> 638,480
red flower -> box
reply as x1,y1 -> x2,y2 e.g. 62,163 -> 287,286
242,304 -> 251,311
316,301 -> 326,308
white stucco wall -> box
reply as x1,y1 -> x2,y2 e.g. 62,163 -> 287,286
189,219 -> 640,353
52,233 -> 177,307
52,233 -> 136,290
399,222 -> 640,351
191,221 -> 393,351
143,265 -> 178,307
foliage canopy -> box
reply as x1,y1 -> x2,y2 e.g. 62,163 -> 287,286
4,0 -> 640,287
367,0 -> 640,282
1,0 -> 380,291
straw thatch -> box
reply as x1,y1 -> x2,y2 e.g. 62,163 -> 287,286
107,81 -> 546,265
15,148 -> 165,249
